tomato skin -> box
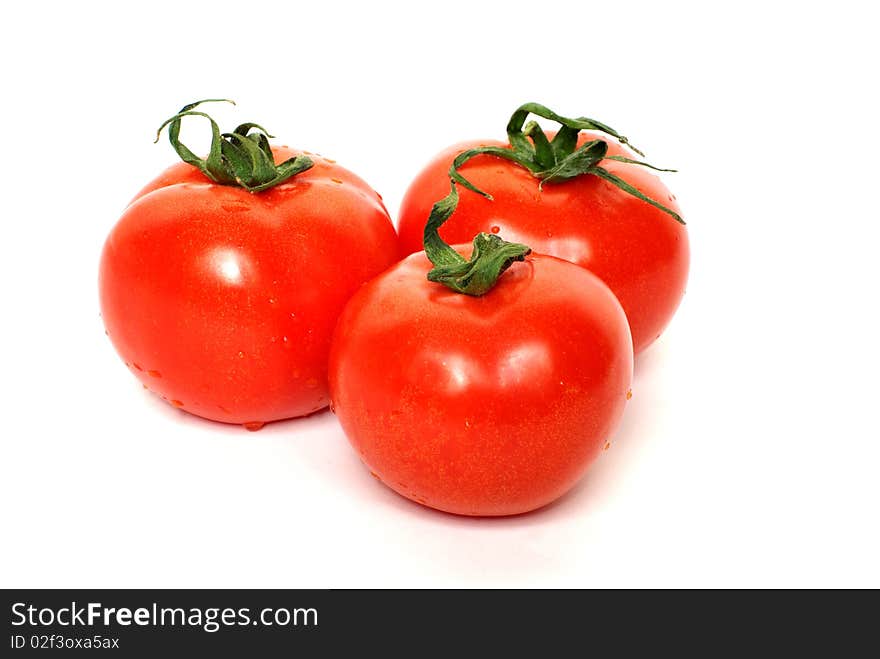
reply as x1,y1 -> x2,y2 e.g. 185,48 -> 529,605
396,133 -> 689,354
100,149 -> 400,425
329,250 -> 633,516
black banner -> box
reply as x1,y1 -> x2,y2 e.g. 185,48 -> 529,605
2,589 -> 873,655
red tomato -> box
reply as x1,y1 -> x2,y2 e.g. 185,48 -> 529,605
329,250 -> 633,516
100,145 -> 400,427
397,132 -> 689,354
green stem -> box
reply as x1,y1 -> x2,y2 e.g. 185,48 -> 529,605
154,99 -> 313,192
506,102 -> 646,157
423,182 -> 531,297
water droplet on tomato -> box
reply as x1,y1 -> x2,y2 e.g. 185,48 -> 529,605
147,370 -> 162,378
268,298 -> 277,305
132,363 -> 143,371
604,442 -> 611,451
324,157 -> 337,164
490,225 -> 500,234
626,389 -> 633,400
170,399 -> 184,408
330,178 -> 343,184
237,351 -> 245,359
243,422 -> 265,432
305,377 -> 319,389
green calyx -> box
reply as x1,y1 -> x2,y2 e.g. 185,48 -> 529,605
507,103 -> 682,221
424,182 -> 531,296
423,102 -> 683,297
155,99 -> 313,192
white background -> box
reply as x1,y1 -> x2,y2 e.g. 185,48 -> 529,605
1,1 -> 877,588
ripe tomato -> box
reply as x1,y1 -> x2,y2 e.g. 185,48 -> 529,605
100,103 -> 400,428
329,250 -> 633,516
397,116 -> 689,354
